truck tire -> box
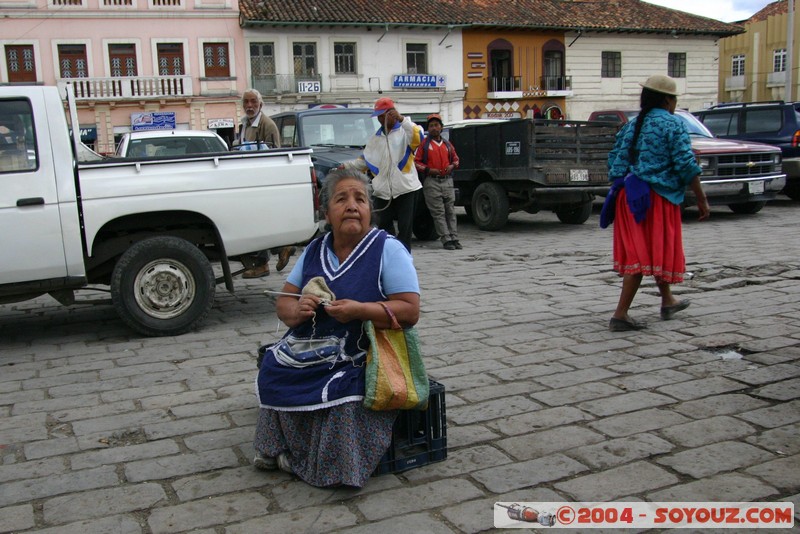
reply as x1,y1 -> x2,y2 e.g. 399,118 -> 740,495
782,181 -> 800,201
555,201 -> 593,224
728,201 -> 766,214
471,182 -> 509,231
111,236 -> 215,336
413,201 -> 438,241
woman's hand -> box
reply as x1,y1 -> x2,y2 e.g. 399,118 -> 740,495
688,176 -> 710,221
323,299 -> 363,323
696,196 -> 711,221
295,294 -> 323,321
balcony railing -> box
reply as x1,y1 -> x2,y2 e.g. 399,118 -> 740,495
489,76 -> 521,93
251,74 -> 323,95
541,75 -> 572,92
58,75 -> 193,101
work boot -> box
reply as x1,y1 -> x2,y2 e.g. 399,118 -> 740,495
242,263 -> 270,278
443,241 -> 457,250
276,246 -> 297,272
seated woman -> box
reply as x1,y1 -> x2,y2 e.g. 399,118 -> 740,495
253,168 -> 421,488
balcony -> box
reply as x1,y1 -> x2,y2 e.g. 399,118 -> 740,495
57,75 -> 193,101
540,75 -> 572,95
251,74 -> 323,96
725,75 -> 746,92
487,76 -> 522,99
767,71 -> 786,87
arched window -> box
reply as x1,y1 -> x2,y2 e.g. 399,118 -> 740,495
542,40 -> 565,91
488,39 -> 518,92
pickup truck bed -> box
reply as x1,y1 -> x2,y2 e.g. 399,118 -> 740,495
445,118 -> 617,230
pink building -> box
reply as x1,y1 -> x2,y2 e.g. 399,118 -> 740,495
0,0 -> 247,153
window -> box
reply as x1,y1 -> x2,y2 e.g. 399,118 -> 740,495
57,44 -> 88,78
293,42 -> 317,76
701,111 -> 738,136
773,48 -> 787,73
601,51 -> 621,78
109,43 -> 137,77
668,52 -> 686,78
744,109 -> 782,134
157,43 -> 183,75
250,42 -> 275,76
250,42 -> 275,93
0,99 -> 37,173
406,43 -> 427,74
5,45 -> 36,83
203,42 -> 229,77
543,40 -> 565,90
731,55 -> 745,77
334,42 -> 356,74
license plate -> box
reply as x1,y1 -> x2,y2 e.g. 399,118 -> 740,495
570,169 -> 589,182
748,180 -> 765,194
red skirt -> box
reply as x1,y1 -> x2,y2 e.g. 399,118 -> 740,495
612,189 -> 685,283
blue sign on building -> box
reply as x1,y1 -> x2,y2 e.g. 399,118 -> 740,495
391,74 -> 446,88
131,112 -> 176,131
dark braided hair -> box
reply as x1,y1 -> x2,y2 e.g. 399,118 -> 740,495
628,88 -> 672,163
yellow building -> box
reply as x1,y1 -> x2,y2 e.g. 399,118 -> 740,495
718,0 -> 799,102
461,30 -> 569,120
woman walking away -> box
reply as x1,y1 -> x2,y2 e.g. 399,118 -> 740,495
605,74 -> 710,332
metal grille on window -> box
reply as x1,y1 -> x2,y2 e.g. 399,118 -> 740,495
8,50 -> 18,72
23,48 -> 33,71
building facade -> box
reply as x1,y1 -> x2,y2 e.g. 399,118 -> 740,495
239,24 -> 466,125
461,30 -> 570,121
566,33 -> 724,119
0,0 -> 244,153
717,0 -> 798,103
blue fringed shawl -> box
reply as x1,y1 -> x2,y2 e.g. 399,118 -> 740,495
600,172 -> 651,228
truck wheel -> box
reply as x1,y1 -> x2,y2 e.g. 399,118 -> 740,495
783,181 -> 800,201
471,182 -> 509,231
111,236 -> 215,336
555,201 -> 593,224
413,201 -> 438,241
728,201 -> 766,214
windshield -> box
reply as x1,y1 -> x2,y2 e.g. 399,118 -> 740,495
675,110 -> 713,138
300,112 -> 379,147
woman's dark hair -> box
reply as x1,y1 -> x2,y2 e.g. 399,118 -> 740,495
319,168 -> 372,216
628,87 -> 672,162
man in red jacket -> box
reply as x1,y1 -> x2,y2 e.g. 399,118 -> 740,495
415,113 -> 461,250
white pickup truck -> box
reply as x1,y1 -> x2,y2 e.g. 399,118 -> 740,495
0,86 -> 318,336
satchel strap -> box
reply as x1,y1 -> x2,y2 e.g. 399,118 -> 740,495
378,301 -> 402,330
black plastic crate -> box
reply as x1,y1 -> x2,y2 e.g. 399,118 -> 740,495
374,379 -> 447,475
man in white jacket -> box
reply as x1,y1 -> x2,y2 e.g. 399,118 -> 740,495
342,97 -> 424,251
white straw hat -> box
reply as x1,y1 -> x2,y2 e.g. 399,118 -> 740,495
639,74 -> 679,96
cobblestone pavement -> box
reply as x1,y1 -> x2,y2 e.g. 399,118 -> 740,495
1,198 -> 799,533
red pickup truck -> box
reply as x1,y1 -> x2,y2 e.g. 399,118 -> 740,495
588,109 -> 786,214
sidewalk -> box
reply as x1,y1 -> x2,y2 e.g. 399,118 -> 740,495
1,199 -> 798,533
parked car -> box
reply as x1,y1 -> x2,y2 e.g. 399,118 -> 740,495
588,109 -> 785,214
114,129 -> 229,158
692,101 -> 800,200
271,107 -> 377,183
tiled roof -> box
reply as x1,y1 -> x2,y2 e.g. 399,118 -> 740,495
239,0 -> 743,36
746,0 -> 787,24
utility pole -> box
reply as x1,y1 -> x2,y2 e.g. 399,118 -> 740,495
787,0 -> 795,101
